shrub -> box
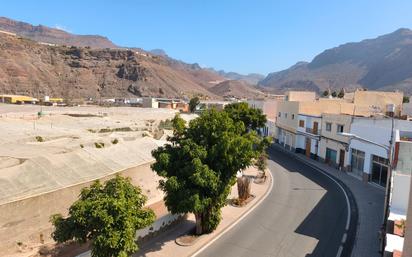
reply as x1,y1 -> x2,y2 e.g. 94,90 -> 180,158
35,136 -> 44,142
95,142 -> 105,148
112,138 -> 119,144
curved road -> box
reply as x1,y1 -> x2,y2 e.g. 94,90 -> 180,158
196,147 -> 356,257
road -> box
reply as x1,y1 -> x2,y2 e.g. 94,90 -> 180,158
196,147 -> 356,257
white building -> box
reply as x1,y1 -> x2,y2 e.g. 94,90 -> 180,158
348,118 -> 412,186
295,114 -> 322,159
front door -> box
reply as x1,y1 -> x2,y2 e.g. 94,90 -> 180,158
313,122 -> 319,135
305,138 -> 311,157
339,149 -> 345,169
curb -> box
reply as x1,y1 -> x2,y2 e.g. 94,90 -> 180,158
190,167 -> 274,257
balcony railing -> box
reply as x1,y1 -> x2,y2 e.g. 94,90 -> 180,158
305,127 -> 318,135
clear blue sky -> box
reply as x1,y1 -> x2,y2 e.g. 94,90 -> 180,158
2,0 -> 412,75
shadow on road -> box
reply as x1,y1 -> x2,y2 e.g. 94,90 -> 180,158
268,146 -> 356,257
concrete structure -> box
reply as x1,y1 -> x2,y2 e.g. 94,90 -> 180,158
384,131 -> 412,257
353,90 -> 403,117
142,97 -> 159,108
348,118 -> 412,186
318,113 -> 352,171
199,100 -> 232,111
285,91 -> 316,102
0,105 -> 197,256
295,114 -> 321,159
0,94 -> 39,104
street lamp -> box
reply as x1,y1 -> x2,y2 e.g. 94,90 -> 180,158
338,116 -> 395,254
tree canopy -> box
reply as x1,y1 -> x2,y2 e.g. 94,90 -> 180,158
223,102 -> 267,132
189,96 -> 200,113
50,176 -> 155,257
151,110 -> 267,234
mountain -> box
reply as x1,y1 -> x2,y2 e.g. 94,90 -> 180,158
208,80 -> 266,98
0,17 -> 265,100
207,68 -> 265,85
0,17 -> 117,48
259,28 -> 412,94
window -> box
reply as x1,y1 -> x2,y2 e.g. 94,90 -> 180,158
371,155 -> 389,187
337,124 -> 344,133
351,149 -> 365,178
292,114 -> 295,120
325,148 -> 337,165
278,112 -> 281,117
285,113 -> 288,118
326,122 -> 332,132
299,120 -> 305,127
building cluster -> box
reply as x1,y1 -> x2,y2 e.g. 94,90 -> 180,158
0,94 -> 64,106
249,90 -> 412,257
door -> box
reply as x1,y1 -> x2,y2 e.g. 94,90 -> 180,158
339,149 -> 345,169
305,138 -> 311,157
313,122 -> 319,135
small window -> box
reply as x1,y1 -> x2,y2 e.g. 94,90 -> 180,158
299,120 -> 305,127
292,114 -> 295,120
326,122 -> 332,132
337,124 -> 344,133
285,113 -> 288,118
278,112 -> 281,117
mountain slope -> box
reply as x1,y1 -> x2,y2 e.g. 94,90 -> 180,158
259,28 -> 412,93
209,80 -> 265,98
0,33 -> 222,99
0,17 -> 117,48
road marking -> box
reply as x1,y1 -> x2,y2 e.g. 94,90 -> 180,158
190,168 -> 274,257
273,146 -> 352,257
342,233 -> 347,244
336,246 -> 343,257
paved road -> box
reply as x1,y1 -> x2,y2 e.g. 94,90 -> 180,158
196,147 -> 356,257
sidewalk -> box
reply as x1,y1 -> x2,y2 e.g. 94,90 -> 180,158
132,167 -> 272,257
272,144 -> 384,257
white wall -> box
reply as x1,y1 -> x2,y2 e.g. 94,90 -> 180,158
391,173 -> 411,214
349,118 -> 412,174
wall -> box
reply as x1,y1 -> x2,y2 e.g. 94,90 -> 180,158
0,162 -> 162,255
353,91 -> 403,117
286,91 -> 316,102
276,101 -> 299,133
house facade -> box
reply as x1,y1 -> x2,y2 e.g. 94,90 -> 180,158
318,113 -> 352,170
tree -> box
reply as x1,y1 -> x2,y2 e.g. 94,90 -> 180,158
224,102 -> 267,132
50,176 -> 155,257
151,110 -> 264,235
337,88 -> 345,98
403,96 -> 410,103
189,96 -> 200,113
331,91 -> 337,97
255,152 -> 268,177
322,90 -> 329,97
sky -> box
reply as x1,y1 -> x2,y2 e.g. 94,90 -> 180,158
2,0 -> 412,75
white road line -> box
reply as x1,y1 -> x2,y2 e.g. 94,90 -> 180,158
190,168 -> 274,257
336,246 -> 343,257
342,233 -> 347,244
289,154 -> 352,257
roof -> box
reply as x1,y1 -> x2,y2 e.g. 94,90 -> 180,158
0,137 -> 163,205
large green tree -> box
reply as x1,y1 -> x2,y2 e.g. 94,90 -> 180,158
50,176 -> 155,257
189,96 -> 200,113
223,102 -> 267,132
151,111 -> 264,235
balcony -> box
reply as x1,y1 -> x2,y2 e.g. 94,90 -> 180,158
305,127 -> 318,135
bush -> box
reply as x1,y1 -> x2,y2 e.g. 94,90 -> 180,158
80,144 -> 84,148
158,119 -> 173,130
95,142 -> 105,148
35,136 -> 44,142
112,138 -> 119,144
